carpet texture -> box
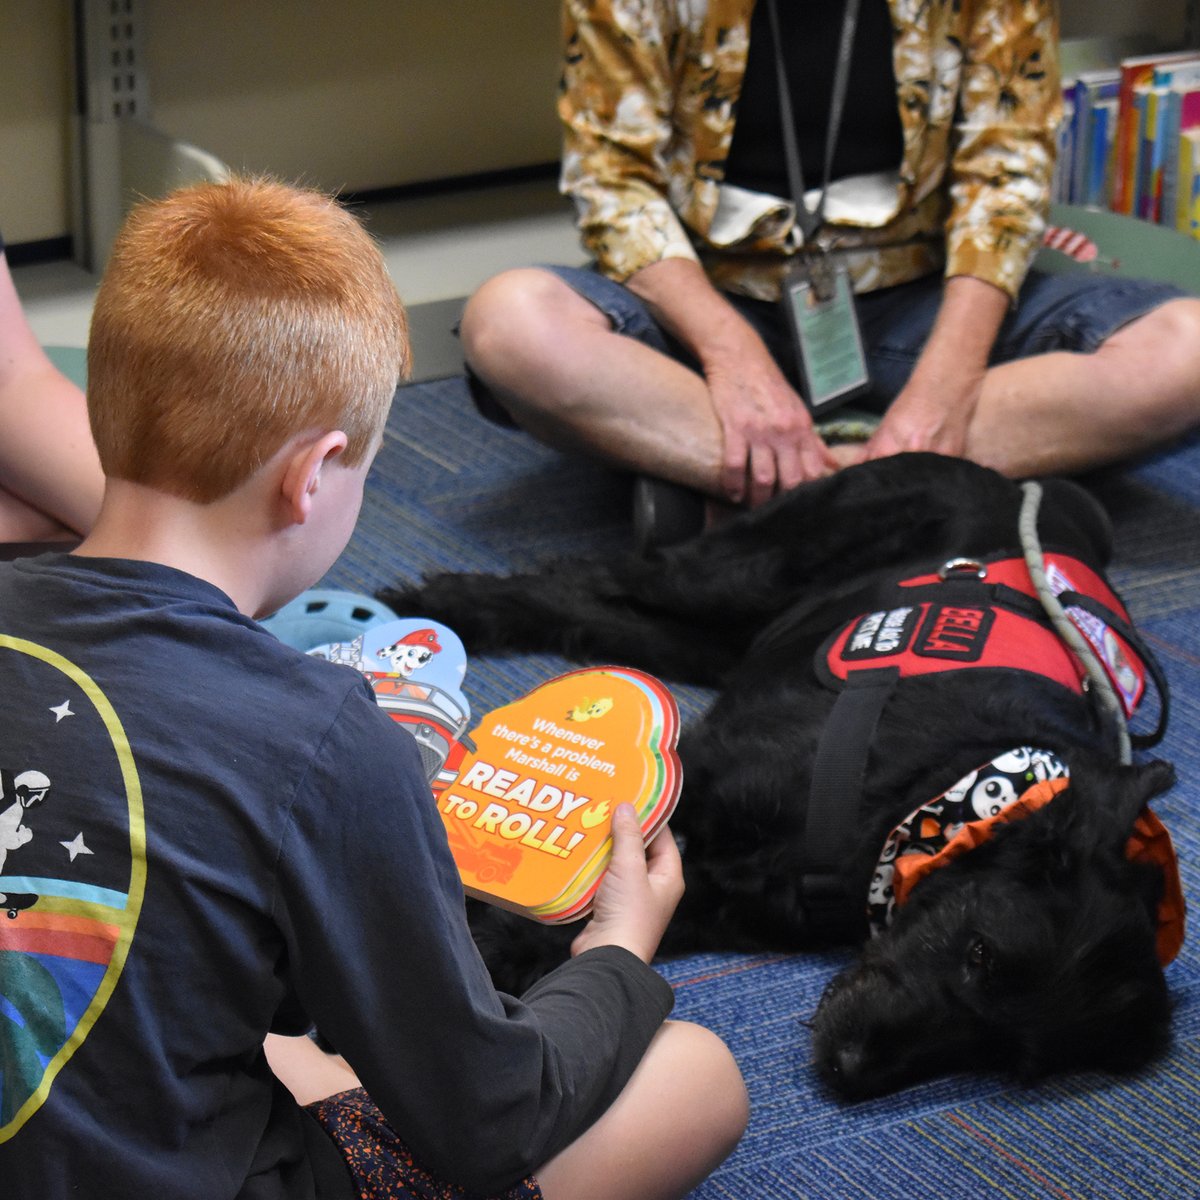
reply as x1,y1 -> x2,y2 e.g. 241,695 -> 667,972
323,374 -> 1200,1200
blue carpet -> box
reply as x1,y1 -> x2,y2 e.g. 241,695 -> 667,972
324,376 -> 1200,1199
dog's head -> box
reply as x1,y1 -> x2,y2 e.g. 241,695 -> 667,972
811,758 -> 1177,1101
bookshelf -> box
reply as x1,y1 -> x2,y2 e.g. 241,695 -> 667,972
1057,26 -> 1200,245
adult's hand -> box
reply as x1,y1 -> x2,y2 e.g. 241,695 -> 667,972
862,274 -> 1008,464
704,336 -> 837,506
861,367 -> 984,461
628,258 -> 836,506
571,804 -> 683,966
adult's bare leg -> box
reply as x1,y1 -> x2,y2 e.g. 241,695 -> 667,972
965,298 -> 1200,477
460,268 -> 727,497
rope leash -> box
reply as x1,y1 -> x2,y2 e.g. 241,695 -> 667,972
1018,480 -> 1131,765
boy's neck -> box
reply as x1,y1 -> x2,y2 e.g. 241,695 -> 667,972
73,477 -> 287,618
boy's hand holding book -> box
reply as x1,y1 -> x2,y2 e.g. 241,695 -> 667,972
570,805 -> 683,965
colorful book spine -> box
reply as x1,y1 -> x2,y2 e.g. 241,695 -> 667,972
1085,97 -> 1119,207
1052,90 -> 1076,204
1070,70 -> 1120,206
1162,86 -> 1200,226
1179,128 -> 1200,236
1129,84 -> 1152,218
1136,63 -> 1200,223
1112,50 -> 1200,215
1139,86 -> 1168,221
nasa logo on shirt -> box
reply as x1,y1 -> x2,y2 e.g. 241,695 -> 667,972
0,636 -> 145,1140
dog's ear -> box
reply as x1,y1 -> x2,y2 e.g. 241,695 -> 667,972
1055,757 -> 1175,857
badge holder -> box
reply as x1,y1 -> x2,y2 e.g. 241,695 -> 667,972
766,0 -> 870,414
782,252 -> 870,414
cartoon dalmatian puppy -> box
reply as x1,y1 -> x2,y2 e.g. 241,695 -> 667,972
0,769 -> 51,907
377,628 -> 442,678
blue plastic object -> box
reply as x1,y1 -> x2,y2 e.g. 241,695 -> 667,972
260,588 -> 399,651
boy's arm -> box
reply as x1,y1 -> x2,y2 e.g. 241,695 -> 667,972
275,687 -> 674,1195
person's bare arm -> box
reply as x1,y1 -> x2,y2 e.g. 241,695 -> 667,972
0,254 -> 104,534
627,258 -> 836,505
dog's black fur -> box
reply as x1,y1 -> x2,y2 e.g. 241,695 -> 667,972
382,453 -> 1175,1100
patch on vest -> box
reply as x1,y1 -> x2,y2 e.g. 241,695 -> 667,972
818,554 -> 1149,713
841,607 -> 918,660
913,605 -> 995,661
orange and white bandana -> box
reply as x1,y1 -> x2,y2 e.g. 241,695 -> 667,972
867,748 -> 1185,966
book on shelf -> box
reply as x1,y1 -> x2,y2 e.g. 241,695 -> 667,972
1160,78 -> 1200,227
1112,49 -> 1200,215
1052,89 -> 1076,204
1069,70 -> 1120,207
1177,128 -> 1200,237
1134,61 -> 1200,223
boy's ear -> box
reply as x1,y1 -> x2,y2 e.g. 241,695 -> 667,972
280,431 -> 349,525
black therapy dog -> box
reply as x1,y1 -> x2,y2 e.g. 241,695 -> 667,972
382,453 -> 1183,1101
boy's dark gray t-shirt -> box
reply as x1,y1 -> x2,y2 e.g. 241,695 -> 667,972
0,554 -> 673,1199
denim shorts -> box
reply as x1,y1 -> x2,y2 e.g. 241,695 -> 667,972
467,262 -> 1188,422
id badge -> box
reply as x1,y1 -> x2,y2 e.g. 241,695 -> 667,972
782,258 -> 871,413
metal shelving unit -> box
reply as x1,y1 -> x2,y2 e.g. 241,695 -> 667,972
68,0 -> 228,273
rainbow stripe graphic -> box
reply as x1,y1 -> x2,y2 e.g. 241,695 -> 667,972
0,636 -> 145,1141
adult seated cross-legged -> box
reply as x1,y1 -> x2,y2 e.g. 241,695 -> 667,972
459,1 -> 1200,544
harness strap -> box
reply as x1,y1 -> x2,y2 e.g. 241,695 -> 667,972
802,665 -> 898,935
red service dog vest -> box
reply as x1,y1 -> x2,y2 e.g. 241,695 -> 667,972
817,553 -> 1147,715
798,550 -> 1170,943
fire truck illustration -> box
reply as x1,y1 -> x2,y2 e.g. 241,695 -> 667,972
370,676 -> 472,786
443,818 -> 522,885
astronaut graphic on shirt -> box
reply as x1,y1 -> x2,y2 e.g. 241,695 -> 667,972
0,769 -> 51,905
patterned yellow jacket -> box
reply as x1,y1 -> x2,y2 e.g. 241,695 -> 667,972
558,0 -> 1061,301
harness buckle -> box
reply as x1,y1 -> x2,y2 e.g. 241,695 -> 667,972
939,558 -> 987,581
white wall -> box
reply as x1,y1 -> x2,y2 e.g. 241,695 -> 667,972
0,4 -> 75,244
142,1 -> 561,194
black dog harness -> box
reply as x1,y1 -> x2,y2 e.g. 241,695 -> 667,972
799,548 -> 1169,938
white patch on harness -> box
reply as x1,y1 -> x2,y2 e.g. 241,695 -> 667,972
1046,562 -> 1141,715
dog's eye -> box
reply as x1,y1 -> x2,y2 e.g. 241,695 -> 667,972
966,936 -> 992,976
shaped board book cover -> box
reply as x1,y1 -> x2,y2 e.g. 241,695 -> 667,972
435,666 -> 682,922
302,609 -> 682,923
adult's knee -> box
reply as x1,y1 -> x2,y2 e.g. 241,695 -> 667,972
1111,298 -> 1200,385
1111,297 -> 1200,435
459,268 -> 583,386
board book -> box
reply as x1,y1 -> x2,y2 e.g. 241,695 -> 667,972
308,618 -> 682,923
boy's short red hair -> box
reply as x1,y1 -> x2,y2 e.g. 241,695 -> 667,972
87,178 -> 409,502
